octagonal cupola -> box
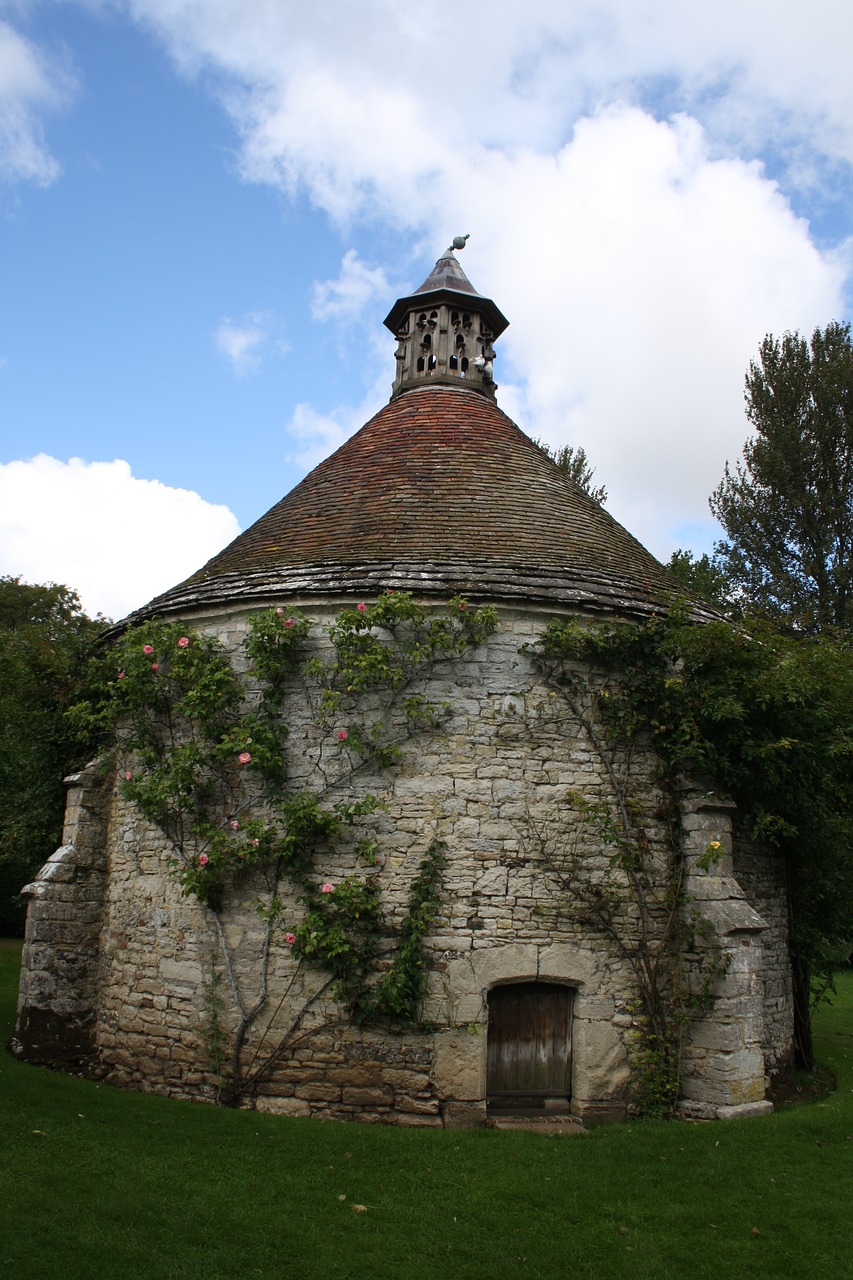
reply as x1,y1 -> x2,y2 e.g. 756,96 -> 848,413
383,236 -> 510,401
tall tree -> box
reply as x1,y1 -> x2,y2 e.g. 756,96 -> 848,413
705,323 -> 853,1065
710,321 -> 853,632
0,577 -> 103,933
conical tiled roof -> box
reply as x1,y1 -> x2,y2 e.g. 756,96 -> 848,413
129,384 -> 685,623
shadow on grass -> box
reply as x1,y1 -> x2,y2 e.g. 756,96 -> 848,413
2,943 -> 851,1280
768,1061 -> 837,1109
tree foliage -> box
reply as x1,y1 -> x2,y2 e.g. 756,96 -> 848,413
711,321 -> 853,632
666,550 -> 733,613
0,577 -> 104,933
534,440 -> 608,504
666,324 -> 853,1068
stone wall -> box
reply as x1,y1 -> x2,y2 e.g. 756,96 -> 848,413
731,834 -> 794,1082
12,599 -> 790,1122
677,794 -> 774,1120
11,763 -> 111,1068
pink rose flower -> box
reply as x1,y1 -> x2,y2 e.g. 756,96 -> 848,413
124,770 -> 133,781
177,636 -> 190,648
276,607 -> 284,616
230,819 -> 240,830
238,751 -> 252,765
118,672 -> 125,680
151,663 -> 159,672
457,601 -> 468,611
338,729 -> 348,741
321,882 -> 333,894
357,603 -> 366,612
198,853 -> 209,866
284,932 -> 297,945
143,644 -> 154,655
284,618 -> 294,628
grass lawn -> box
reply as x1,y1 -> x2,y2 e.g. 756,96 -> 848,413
1,939 -> 851,1280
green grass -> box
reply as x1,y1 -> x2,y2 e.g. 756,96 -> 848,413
1,938 -> 851,1280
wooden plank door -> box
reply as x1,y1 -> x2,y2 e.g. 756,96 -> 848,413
487,982 -> 573,1105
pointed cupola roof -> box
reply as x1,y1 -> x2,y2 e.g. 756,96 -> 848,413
383,239 -> 509,343
413,248 -> 480,295
121,242 -> 695,629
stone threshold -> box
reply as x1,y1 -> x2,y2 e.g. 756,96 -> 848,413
487,1113 -> 589,1135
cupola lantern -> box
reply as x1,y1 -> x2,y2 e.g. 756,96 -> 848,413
383,237 -> 509,401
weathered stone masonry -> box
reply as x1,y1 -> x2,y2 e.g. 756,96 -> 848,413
14,604 -> 788,1123
14,763 -> 110,1070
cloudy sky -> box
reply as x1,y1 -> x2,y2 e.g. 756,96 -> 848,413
1,1 -> 851,620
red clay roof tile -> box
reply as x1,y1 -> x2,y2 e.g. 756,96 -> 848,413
132,384 -> 680,620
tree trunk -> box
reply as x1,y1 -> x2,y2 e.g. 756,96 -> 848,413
791,951 -> 814,1070
784,851 -> 815,1070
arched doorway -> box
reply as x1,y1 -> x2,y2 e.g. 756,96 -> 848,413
487,982 -> 574,1112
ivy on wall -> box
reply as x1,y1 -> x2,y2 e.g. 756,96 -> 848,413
531,612 -> 726,1115
537,604 -> 853,1074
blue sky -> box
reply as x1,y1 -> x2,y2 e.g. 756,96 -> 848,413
1,1 -> 851,618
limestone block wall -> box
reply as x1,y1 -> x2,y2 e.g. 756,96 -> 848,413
12,763 -> 111,1067
677,795 -> 774,1119
730,835 -> 794,1081
93,815 -> 214,1099
13,599 -> 790,1124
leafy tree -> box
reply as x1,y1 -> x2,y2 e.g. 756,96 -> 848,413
534,440 -> 608,504
701,322 -> 853,1060
710,321 -> 853,632
0,577 -> 104,934
666,549 -> 733,612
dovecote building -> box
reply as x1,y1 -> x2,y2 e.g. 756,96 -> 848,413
12,245 -> 792,1124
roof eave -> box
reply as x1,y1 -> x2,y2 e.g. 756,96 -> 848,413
383,288 -> 510,338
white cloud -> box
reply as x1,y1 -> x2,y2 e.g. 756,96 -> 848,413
0,455 -> 240,620
460,109 -> 845,558
116,1 -> 853,557
126,0 -> 853,183
0,19 -> 75,186
284,370 -> 388,473
289,106 -> 843,559
311,250 -> 391,323
284,401 -> 362,474
214,313 -> 270,374
282,312 -> 395,470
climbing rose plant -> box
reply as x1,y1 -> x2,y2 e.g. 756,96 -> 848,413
80,592 -> 497,1099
